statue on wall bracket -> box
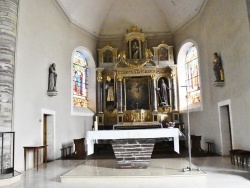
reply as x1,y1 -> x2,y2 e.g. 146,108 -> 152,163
47,63 -> 58,96
213,52 -> 225,87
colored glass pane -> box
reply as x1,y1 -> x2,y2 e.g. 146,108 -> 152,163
73,51 -> 88,107
185,46 -> 200,103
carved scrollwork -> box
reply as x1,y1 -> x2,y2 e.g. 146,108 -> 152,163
118,50 -> 126,61
145,49 -> 154,61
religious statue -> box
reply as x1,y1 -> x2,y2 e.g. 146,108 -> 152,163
106,77 -> 114,102
132,40 -> 139,59
213,52 -> 224,82
159,79 -> 169,107
48,63 -> 57,91
47,63 -> 58,96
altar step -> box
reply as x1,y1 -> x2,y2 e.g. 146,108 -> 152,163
60,158 -> 206,184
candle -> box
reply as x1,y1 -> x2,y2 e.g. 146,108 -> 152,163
94,121 -> 98,131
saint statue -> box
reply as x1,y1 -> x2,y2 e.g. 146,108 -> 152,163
160,79 -> 169,106
48,63 -> 57,91
106,76 -> 114,102
106,82 -> 114,102
213,52 -> 224,82
132,41 -> 139,59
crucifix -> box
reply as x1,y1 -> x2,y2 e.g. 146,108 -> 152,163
136,101 -> 139,109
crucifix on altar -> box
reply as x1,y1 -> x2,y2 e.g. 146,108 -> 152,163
136,101 -> 139,110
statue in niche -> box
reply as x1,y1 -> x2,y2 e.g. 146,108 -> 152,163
157,78 -> 170,108
213,52 -> 224,82
160,79 -> 169,106
132,40 -> 139,59
105,76 -> 115,110
48,63 -> 57,92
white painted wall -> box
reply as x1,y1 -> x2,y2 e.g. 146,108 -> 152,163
174,0 -> 250,153
13,0 -> 97,171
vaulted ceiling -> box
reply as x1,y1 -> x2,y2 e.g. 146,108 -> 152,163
56,0 -> 207,38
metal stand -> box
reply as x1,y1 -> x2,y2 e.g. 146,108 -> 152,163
181,86 -> 200,172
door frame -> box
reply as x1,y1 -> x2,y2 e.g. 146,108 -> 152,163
218,99 -> 234,155
41,109 -> 56,161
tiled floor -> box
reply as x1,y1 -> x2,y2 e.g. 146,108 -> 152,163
4,156 -> 250,188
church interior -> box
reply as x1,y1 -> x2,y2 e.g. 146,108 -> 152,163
1,0 -> 250,187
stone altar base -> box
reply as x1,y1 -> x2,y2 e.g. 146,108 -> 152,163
111,139 -> 155,169
60,158 -> 206,183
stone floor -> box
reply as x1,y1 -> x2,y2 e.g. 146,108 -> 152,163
3,156 -> 250,188
60,158 -> 207,183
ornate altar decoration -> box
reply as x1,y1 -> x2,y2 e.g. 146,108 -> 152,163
153,40 -> 174,64
96,26 -> 179,129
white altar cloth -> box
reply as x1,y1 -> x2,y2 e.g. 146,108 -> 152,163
86,128 -> 180,155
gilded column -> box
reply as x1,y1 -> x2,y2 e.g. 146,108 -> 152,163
151,75 -> 157,112
0,0 -> 19,130
117,76 -> 123,113
96,68 -> 104,113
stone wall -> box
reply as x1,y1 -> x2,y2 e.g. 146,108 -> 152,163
0,0 -> 18,172
111,139 -> 155,168
0,0 -> 18,130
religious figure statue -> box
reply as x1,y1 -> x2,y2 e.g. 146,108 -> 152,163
132,41 -> 139,59
106,81 -> 114,102
213,52 -> 224,82
160,79 -> 169,106
48,63 -> 57,91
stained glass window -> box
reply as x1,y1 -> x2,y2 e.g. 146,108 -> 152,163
185,46 -> 200,103
73,51 -> 88,107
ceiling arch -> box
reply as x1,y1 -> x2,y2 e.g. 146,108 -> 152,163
56,0 -> 207,38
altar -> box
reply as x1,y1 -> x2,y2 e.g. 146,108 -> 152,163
86,128 -> 181,168
91,27 -> 183,164
95,26 -> 180,129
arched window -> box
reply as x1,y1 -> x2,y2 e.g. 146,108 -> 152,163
178,42 -> 202,112
185,46 -> 200,104
72,51 -> 88,107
